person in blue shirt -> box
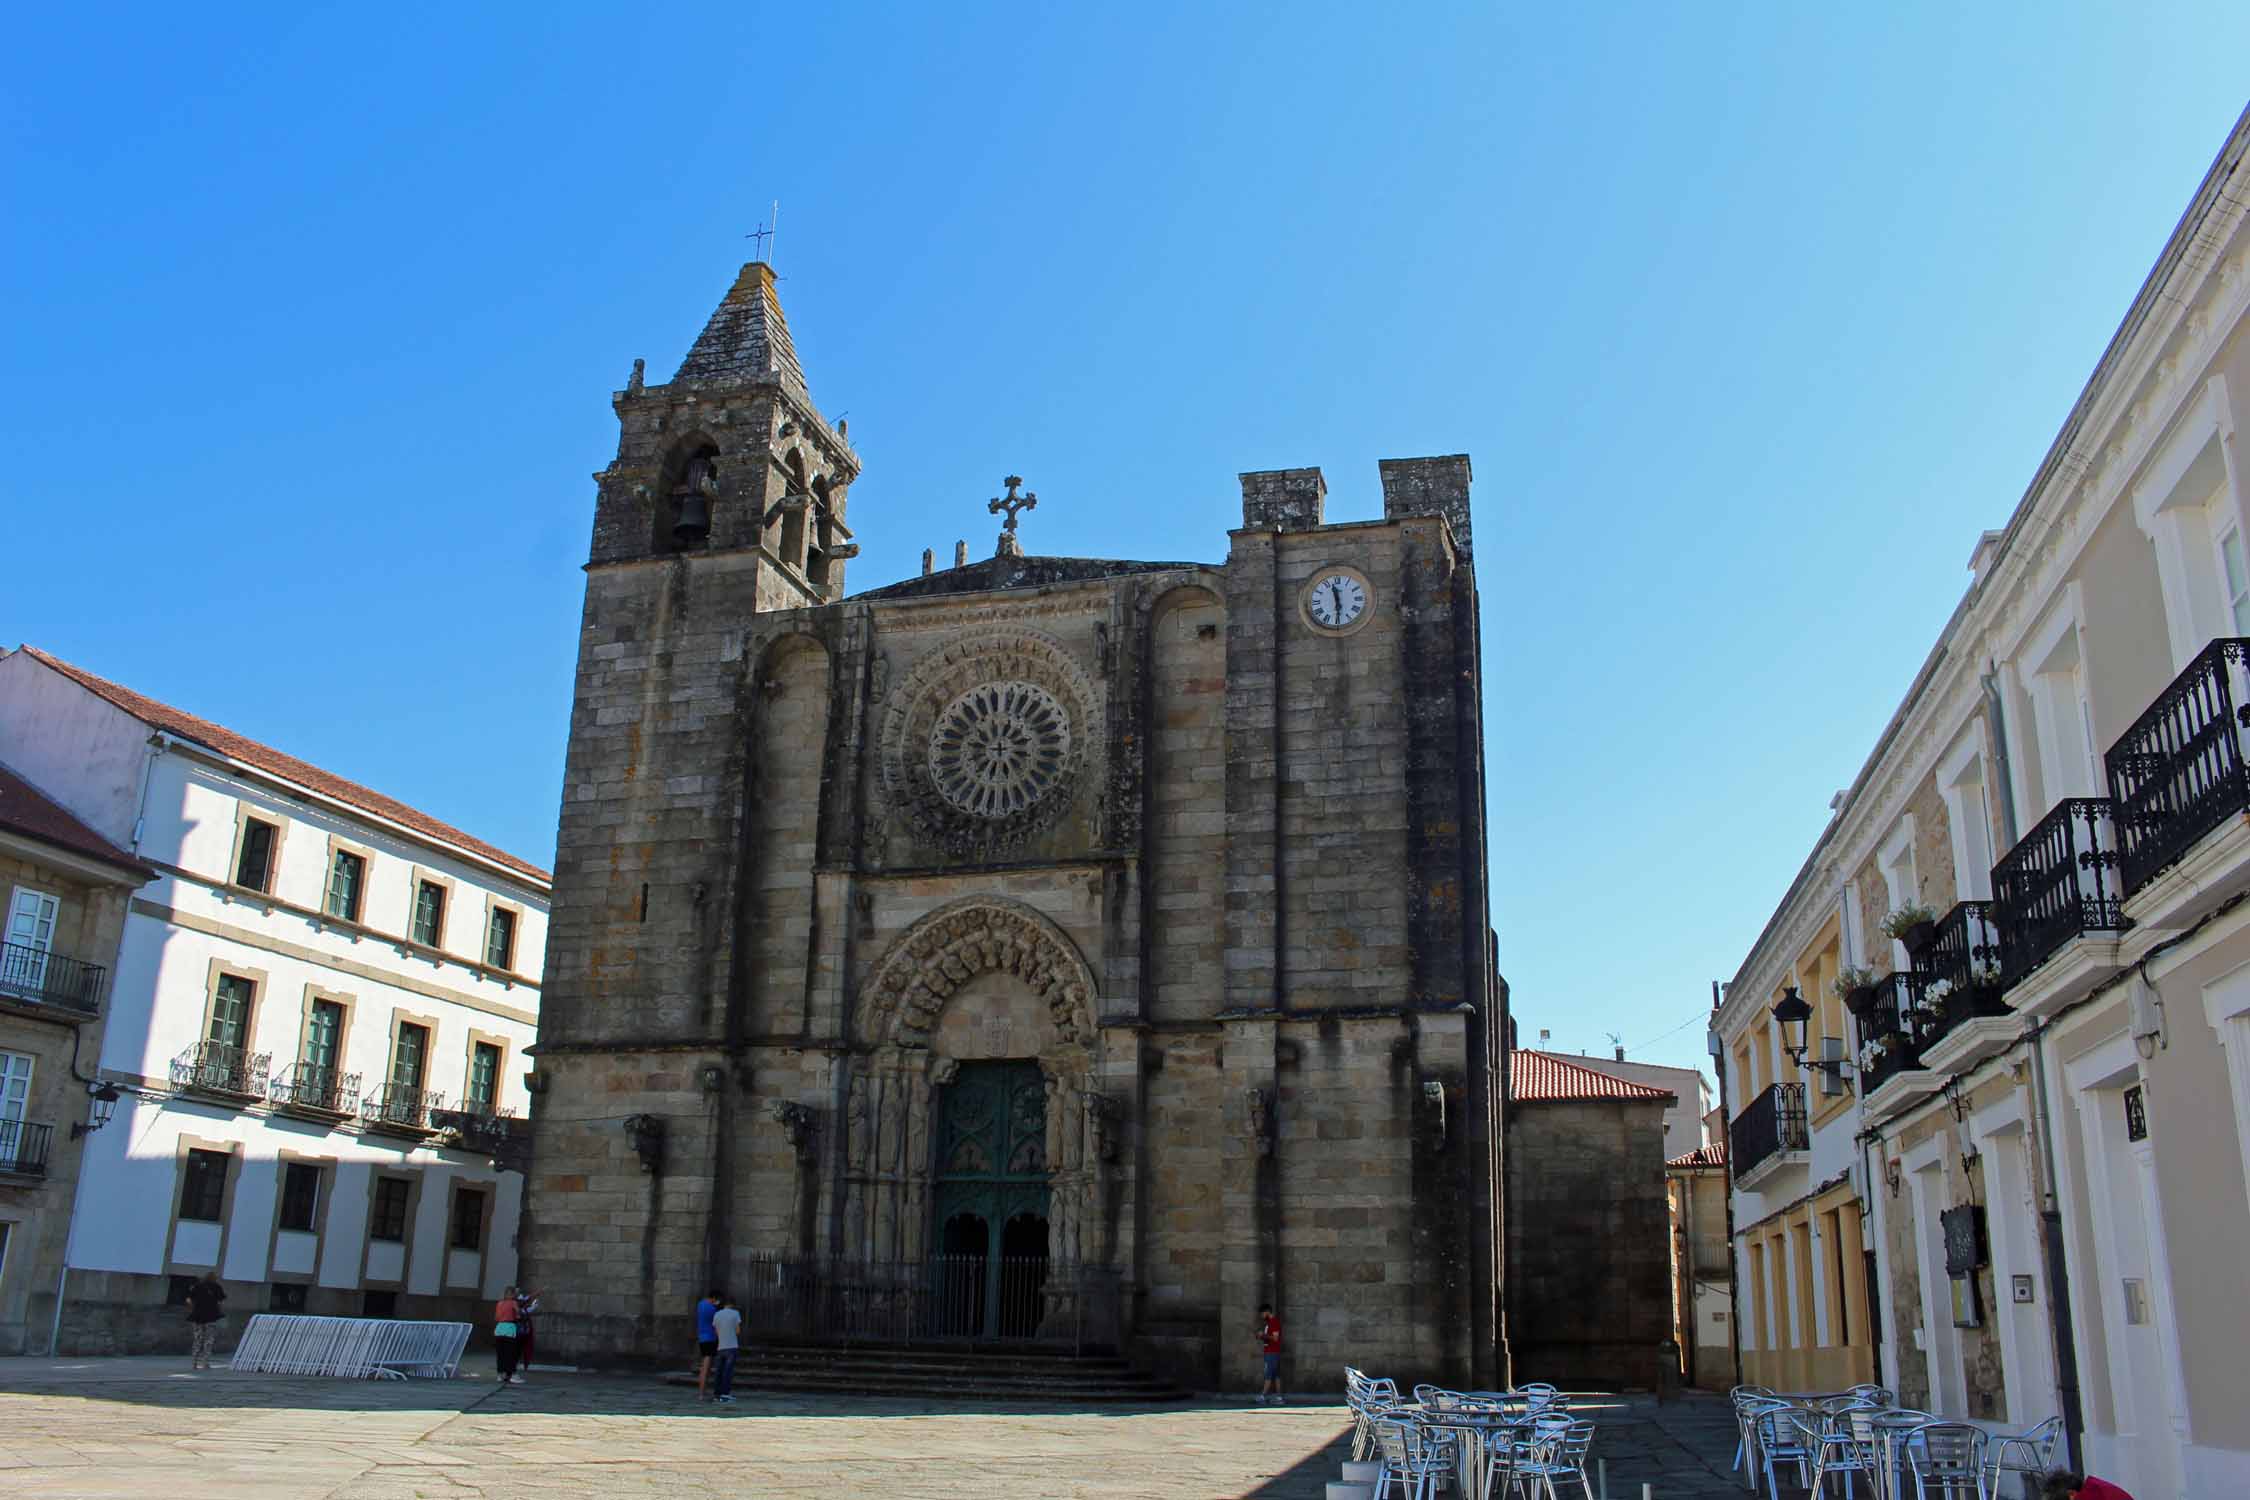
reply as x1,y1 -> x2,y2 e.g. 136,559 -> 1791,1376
694,1287 -> 722,1399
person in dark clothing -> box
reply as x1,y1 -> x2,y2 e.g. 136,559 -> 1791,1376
185,1272 -> 227,1370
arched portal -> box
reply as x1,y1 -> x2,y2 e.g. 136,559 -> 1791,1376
838,898 -> 1106,1316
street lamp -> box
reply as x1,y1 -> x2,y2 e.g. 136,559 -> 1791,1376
70,1082 -> 120,1140
1770,987 -> 1853,1082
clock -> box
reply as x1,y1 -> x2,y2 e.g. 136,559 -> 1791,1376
1303,569 -> 1371,632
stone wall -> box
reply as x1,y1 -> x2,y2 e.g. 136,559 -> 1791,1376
1506,1097 -> 1672,1388
0,848 -> 137,1355
530,411 -> 1502,1390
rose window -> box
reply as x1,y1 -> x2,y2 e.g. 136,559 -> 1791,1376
926,681 -> 1072,819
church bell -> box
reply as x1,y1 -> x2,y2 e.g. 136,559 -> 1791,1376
672,488 -> 711,547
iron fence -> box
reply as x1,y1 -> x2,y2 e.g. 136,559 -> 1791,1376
0,1119 -> 53,1176
1910,900 -> 2011,1046
2107,636 -> 2250,897
171,1040 -> 271,1098
361,1082 -> 445,1133
0,942 -> 106,1015
1992,797 -> 2125,986
736,1255 -> 1122,1352
269,1063 -> 361,1116
1851,973 -> 1926,1094
1727,1083 -> 1807,1179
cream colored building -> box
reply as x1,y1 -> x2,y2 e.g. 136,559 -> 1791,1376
1715,104 -> 2250,1496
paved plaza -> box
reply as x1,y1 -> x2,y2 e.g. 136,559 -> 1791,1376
0,1359 -> 1742,1499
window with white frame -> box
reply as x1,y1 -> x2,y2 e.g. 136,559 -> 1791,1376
1878,820 -> 1920,970
2218,521 -> 2250,635
1939,729 -> 1998,901
2133,378 -> 2246,668
4,887 -> 59,994
2022,594 -> 2103,804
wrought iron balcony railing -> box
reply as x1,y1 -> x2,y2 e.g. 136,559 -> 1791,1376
1728,1082 -> 1808,1181
170,1041 -> 271,1099
268,1063 -> 361,1116
1849,973 -> 1928,1095
0,1119 -> 53,1176
1909,900 -> 2012,1048
2107,637 -> 2250,897
1993,798 -> 2126,986
0,942 -> 106,1016
361,1082 -> 445,1133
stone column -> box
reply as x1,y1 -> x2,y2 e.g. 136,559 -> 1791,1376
1221,1015 -> 1279,1393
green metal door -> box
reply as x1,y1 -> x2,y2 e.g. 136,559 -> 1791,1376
931,1060 -> 1051,1339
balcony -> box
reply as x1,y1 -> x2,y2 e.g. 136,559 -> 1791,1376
0,943 -> 107,1018
268,1064 -> 361,1121
1728,1082 -> 1808,1191
2108,637 -> 2250,913
170,1041 -> 271,1102
1992,797 -> 2127,1017
360,1082 -> 445,1136
429,1101 -> 528,1160
0,1119 -> 53,1178
1912,901 -> 2020,1072
1849,974 -> 1941,1122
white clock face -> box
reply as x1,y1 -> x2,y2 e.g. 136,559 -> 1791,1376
1306,571 -> 1368,629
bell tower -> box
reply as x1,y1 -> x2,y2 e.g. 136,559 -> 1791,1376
588,260 -> 861,600
539,258 -> 861,1143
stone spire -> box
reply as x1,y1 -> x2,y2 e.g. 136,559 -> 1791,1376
672,261 -> 808,395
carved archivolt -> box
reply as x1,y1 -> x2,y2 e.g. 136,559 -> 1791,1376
857,896 -> 1097,1049
874,627 -> 1098,858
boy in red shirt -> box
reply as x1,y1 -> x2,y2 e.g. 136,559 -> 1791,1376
1256,1303 -> 1283,1406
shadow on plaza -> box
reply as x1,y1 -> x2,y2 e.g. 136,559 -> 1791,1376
0,1359 -> 1365,1426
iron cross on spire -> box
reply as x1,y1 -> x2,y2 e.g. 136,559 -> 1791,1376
989,475 -> 1038,558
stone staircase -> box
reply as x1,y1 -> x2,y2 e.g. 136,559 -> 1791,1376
675,1342 -> 1189,1403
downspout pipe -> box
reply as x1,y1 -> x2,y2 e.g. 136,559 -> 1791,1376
2031,1028 -> 2085,1472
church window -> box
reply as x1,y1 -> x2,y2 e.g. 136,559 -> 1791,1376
807,479 -> 834,587
926,681 -> 1072,819
777,451 -> 810,568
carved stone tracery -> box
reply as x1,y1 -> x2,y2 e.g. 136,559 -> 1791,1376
857,896 -> 1097,1049
873,627 -> 1098,858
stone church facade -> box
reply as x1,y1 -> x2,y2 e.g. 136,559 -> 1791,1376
524,261 -> 1506,1390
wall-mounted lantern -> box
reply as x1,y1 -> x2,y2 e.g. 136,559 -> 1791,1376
1771,987 -> 1854,1083
70,1082 -> 121,1141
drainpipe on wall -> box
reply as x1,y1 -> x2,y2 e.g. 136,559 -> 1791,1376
2030,1028 -> 2086,1472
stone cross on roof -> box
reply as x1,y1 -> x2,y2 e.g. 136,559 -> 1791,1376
989,475 -> 1037,558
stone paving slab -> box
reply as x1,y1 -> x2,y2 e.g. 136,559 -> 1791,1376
0,1360 -> 1747,1499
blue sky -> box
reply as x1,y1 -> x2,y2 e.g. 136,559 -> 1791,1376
5,5 -> 2247,1083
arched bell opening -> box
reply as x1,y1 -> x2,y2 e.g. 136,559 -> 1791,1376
655,439 -> 721,553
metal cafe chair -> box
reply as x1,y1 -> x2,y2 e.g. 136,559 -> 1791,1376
1984,1415 -> 2063,1499
1371,1413 -> 1458,1500
1904,1422 -> 1992,1500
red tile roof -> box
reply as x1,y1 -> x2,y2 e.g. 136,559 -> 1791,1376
1668,1143 -> 1728,1168
1512,1050 -> 1677,1104
19,647 -> 550,885
0,760 -> 151,877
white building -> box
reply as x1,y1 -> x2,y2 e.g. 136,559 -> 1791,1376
0,647 -> 549,1348
1541,1050 -> 1713,1161
1715,104 -> 2250,1496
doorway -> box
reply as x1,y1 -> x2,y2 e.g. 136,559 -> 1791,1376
930,1059 -> 1052,1340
